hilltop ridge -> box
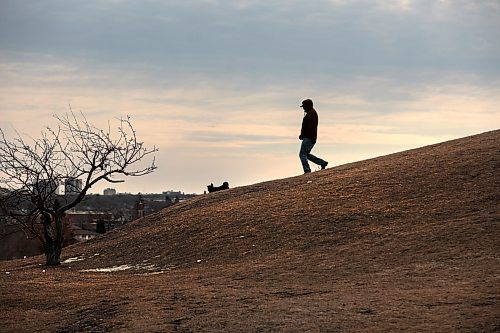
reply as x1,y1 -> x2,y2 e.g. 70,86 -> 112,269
1,129 -> 499,332
68,130 -> 499,272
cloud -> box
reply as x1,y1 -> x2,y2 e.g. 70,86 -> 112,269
2,54 -> 496,151
2,0 -> 499,79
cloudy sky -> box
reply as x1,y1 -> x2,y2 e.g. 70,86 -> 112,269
1,0 -> 499,194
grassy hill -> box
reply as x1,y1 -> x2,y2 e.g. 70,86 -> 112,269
1,130 -> 499,332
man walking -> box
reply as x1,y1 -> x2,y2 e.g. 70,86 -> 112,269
298,99 -> 328,174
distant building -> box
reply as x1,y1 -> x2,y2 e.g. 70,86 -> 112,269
65,177 -> 82,195
103,188 -> 117,196
135,195 -> 145,218
65,210 -> 113,228
70,225 -> 100,242
163,190 -> 183,197
163,190 -> 183,203
64,210 -> 114,243
32,179 -> 58,198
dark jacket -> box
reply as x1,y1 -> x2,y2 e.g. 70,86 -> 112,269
300,108 -> 318,143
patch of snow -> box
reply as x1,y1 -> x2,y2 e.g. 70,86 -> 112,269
140,264 -> 157,270
5,272 -> 10,275
196,259 -> 203,263
140,271 -> 166,276
81,263 -> 161,273
62,256 -> 85,264
82,265 -> 132,272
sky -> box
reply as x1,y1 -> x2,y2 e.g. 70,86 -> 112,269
1,0 -> 499,194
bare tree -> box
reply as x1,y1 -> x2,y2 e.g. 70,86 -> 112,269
0,110 -> 157,265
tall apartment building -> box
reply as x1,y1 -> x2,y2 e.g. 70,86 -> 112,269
33,179 -> 58,197
65,178 -> 83,195
103,188 -> 117,196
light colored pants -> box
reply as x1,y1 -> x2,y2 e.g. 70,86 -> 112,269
299,138 -> 327,173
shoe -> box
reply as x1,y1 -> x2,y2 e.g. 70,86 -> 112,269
321,162 -> 328,170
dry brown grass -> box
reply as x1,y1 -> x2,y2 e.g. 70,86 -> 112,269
1,130 -> 499,332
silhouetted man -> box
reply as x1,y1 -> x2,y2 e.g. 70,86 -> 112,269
299,99 -> 328,173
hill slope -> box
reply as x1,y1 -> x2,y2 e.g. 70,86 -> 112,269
1,130 -> 499,332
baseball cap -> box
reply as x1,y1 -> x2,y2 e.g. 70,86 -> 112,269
300,99 -> 313,108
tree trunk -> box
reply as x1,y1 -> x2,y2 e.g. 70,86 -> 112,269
43,213 -> 64,266
45,242 -> 62,266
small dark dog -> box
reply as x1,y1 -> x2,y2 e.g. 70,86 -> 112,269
207,182 -> 229,193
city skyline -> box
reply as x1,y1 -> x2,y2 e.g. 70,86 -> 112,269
1,0 -> 499,194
